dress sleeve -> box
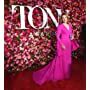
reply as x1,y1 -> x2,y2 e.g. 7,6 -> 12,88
70,24 -> 79,51
56,25 -> 63,45
69,23 -> 74,40
70,23 -> 73,35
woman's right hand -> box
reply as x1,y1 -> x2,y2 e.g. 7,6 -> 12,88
61,44 -> 66,50
71,34 -> 74,40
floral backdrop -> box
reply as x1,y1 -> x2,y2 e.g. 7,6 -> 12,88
4,0 -> 86,72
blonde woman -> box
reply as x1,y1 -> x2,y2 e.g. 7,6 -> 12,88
32,13 -> 79,85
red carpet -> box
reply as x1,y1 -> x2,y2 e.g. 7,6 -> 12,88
4,59 -> 86,90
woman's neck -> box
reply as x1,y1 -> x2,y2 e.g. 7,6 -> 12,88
63,22 -> 68,24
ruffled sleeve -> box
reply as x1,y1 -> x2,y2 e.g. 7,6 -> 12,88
70,24 -> 79,51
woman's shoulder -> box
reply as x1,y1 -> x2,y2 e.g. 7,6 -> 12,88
57,23 -> 63,28
69,23 -> 72,27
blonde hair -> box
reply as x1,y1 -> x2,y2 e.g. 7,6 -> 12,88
60,13 -> 70,23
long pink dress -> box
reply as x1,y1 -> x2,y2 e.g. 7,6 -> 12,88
32,23 -> 79,85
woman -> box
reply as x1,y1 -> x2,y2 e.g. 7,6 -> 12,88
32,13 -> 79,85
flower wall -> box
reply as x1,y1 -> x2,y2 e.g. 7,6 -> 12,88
4,0 -> 86,72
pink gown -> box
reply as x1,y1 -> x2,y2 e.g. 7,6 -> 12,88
32,23 -> 79,85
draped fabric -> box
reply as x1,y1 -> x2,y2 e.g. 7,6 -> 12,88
32,23 -> 79,85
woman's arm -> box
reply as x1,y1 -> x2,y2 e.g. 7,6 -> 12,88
70,24 -> 79,51
56,25 -> 63,45
70,24 -> 74,40
56,25 -> 66,50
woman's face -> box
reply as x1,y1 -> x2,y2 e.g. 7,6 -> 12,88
62,15 -> 68,23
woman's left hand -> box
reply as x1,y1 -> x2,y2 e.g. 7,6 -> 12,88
71,34 -> 74,40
